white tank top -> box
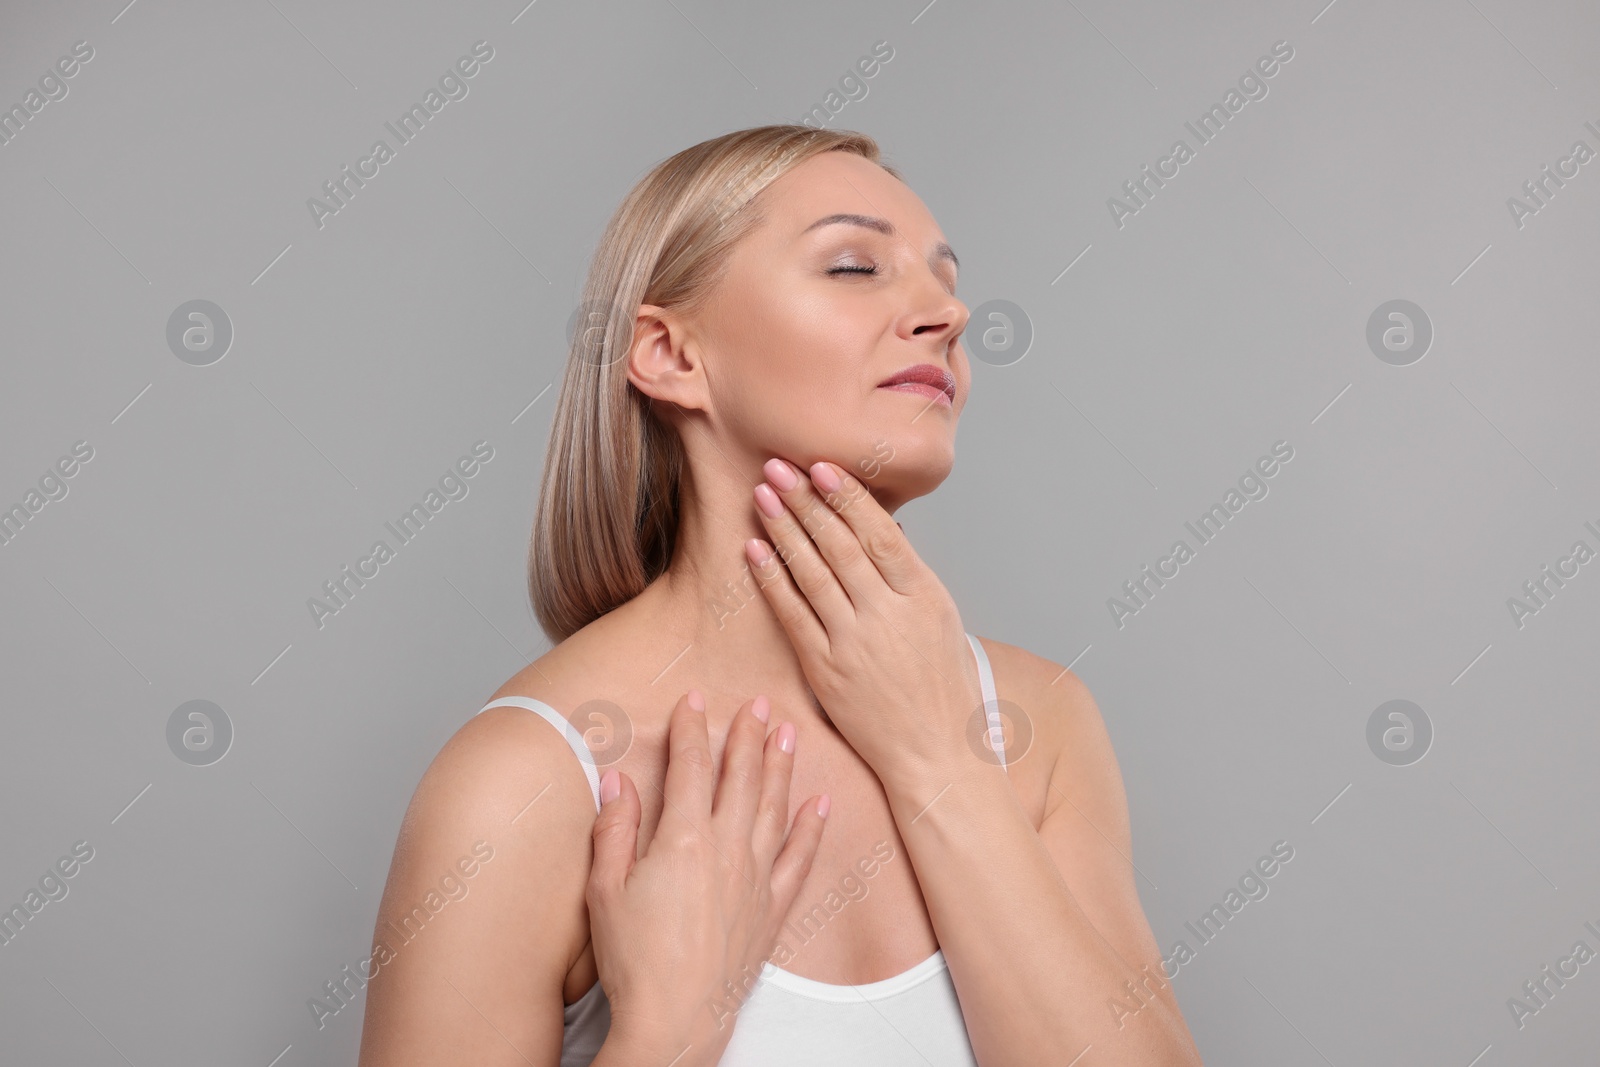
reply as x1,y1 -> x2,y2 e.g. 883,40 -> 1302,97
476,632 -> 1006,1066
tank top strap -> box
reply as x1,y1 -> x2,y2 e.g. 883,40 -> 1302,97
476,696 -> 603,811
964,632 -> 1007,769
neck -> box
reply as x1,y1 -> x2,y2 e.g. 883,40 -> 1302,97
625,450 -> 898,721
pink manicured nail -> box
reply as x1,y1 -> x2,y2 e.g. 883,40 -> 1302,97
751,695 -> 770,723
777,721 -> 795,754
810,462 -> 841,493
687,689 -> 705,712
763,458 -> 798,491
745,538 -> 773,569
600,769 -> 620,805
816,794 -> 831,819
754,483 -> 785,518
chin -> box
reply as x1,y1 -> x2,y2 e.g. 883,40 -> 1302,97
854,431 -> 955,506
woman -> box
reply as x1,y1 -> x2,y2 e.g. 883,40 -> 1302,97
358,125 -> 1203,1066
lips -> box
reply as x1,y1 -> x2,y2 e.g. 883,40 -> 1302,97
876,364 -> 956,404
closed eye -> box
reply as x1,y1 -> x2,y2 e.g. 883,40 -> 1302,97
827,265 -> 878,276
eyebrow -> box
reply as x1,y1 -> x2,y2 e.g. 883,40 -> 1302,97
800,213 -> 959,272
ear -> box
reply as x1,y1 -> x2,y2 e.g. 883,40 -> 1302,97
626,304 -> 707,413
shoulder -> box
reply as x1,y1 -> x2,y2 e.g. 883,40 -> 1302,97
407,698 -> 598,834
381,695 -> 601,937
395,631 -> 614,861
970,634 -> 1125,815
358,694 -> 600,1055
436,613 -> 650,838
384,693 -> 602,948
971,634 -> 1146,911
972,634 -> 1107,747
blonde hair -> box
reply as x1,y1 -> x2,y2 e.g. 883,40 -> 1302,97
528,124 -> 902,643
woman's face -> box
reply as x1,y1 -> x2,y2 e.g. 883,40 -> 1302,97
637,149 -> 971,512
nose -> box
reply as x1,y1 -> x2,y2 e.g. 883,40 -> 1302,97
908,288 -> 969,346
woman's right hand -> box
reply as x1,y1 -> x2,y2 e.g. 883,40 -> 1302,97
586,689 -> 829,1066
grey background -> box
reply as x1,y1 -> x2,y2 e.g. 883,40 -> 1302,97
2,0 -> 1597,1064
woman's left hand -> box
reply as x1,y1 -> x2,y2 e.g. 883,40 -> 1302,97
745,457 -> 986,791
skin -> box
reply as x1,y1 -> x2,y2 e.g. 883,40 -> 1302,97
357,149 -> 1203,1065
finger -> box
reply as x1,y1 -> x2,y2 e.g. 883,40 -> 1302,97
754,464 -> 854,628
807,460 -> 922,594
658,690 -> 714,830
749,719 -> 797,869
711,696 -> 770,841
587,770 -> 641,900
768,792 -> 830,908
762,457 -> 884,612
744,536 -> 830,653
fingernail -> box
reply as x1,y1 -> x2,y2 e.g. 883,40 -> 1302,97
778,721 -> 795,754
745,538 -> 773,569
600,769 -> 620,805
687,689 -> 705,712
810,462 -> 841,493
754,483 -> 785,518
816,794 -> 831,819
751,695 -> 770,723
763,458 -> 797,491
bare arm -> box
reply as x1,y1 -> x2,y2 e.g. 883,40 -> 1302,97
356,706 -> 599,1067
880,644 -> 1203,1066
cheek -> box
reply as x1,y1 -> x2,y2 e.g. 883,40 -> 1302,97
790,300 -> 872,376
705,267 -> 889,452
735,305 -> 868,411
